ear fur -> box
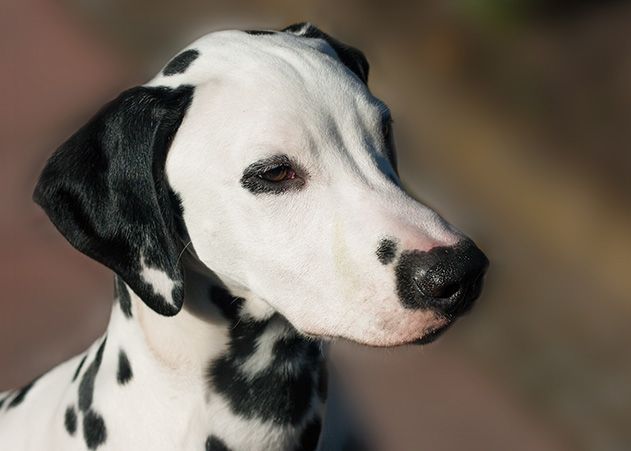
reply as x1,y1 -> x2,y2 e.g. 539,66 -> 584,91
34,85 -> 194,316
283,22 -> 370,84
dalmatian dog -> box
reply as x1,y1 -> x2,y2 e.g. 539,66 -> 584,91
0,23 -> 488,451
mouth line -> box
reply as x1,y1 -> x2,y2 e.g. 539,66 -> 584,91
301,320 -> 455,348
412,322 -> 452,345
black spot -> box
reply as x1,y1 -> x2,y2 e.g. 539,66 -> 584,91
115,276 -> 132,318
209,285 -> 244,321
295,417 -> 322,451
117,350 -> 133,385
208,316 -> 321,425
79,338 -> 107,412
206,435 -> 231,451
0,395 -> 7,410
65,405 -> 77,435
245,30 -> 276,35
221,317 -> 269,359
83,410 -> 107,449
273,333 -> 320,363
162,49 -> 200,76
376,238 -> 397,265
33,85 -> 195,318
72,354 -> 87,382
75,339 -> 109,448
7,377 -> 38,409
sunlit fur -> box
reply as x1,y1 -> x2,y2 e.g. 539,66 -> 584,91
161,30 -> 462,347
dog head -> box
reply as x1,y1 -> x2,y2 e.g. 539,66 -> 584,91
34,23 -> 488,346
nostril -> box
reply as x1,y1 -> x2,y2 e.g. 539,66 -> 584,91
431,282 -> 460,299
413,271 -> 461,299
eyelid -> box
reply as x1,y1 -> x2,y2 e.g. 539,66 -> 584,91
257,163 -> 292,178
242,155 -> 293,179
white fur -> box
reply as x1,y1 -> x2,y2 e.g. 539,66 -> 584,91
140,256 -> 178,307
161,30 -> 461,346
0,26 -> 467,450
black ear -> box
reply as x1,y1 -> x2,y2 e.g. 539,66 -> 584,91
34,85 -> 194,316
282,22 -> 370,84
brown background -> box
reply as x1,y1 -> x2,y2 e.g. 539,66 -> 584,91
1,1 -> 630,450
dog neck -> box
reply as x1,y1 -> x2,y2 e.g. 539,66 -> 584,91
104,260 -> 326,450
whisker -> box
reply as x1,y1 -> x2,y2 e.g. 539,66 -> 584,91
176,240 -> 193,265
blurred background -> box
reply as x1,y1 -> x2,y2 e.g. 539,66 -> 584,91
1,1 -> 630,449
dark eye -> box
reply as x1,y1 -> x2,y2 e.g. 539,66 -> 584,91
259,165 -> 296,183
241,155 -> 306,195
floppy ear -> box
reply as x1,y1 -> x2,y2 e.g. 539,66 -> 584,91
283,22 -> 370,84
33,85 -> 194,316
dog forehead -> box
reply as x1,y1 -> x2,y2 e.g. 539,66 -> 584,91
157,30 -> 387,181
155,31 -> 383,143
146,29 -> 346,91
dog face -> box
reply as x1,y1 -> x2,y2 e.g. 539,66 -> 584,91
34,23 -> 487,347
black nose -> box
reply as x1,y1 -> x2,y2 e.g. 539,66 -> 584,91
395,240 -> 489,316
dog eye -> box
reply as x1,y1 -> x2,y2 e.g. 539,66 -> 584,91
241,155 -> 306,195
259,165 -> 295,183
